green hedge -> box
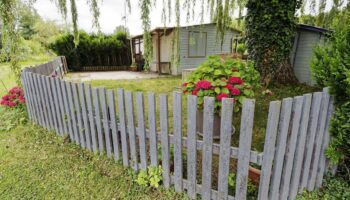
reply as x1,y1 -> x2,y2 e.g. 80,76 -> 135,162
50,31 -> 132,71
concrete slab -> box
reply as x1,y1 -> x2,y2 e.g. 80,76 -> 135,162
65,71 -> 169,81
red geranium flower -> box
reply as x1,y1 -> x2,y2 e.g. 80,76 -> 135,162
225,84 -> 234,90
192,89 -> 199,96
183,90 -> 187,94
217,93 -> 228,101
195,80 -> 212,90
228,77 -> 243,85
231,88 -> 241,96
182,82 -> 188,87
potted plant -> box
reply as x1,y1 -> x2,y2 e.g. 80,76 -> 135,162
182,56 -> 260,139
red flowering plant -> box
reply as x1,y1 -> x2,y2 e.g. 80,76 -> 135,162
1,87 -> 26,109
182,56 -> 260,113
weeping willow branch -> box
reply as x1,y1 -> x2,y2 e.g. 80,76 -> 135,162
140,0 -> 152,71
56,0 -> 68,19
87,0 -> 101,31
0,0 -> 21,85
69,0 -> 79,45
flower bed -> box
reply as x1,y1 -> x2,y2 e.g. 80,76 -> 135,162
1,87 -> 26,108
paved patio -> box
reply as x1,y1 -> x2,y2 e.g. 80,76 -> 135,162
65,71 -> 168,81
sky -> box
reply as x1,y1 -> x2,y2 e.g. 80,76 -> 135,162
33,0 -> 212,36
33,0 -> 339,36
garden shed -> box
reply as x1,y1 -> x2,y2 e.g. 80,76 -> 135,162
291,24 -> 329,85
131,23 -> 241,75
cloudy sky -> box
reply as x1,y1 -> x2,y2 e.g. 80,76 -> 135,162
33,0 -> 212,36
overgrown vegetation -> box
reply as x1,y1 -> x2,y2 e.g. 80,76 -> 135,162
50,31 -> 132,71
311,9 -> 350,180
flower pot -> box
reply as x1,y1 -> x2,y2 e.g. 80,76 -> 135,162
196,110 -> 222,139
248,166 -> 261,184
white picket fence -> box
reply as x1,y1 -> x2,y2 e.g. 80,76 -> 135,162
20,57 -> 335,200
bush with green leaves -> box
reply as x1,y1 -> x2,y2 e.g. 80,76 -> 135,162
182,56 -> 260,113
50,31 -> 132,71
228,172 -> 258,199
310,10 -> 350,179
136,166 -> 163,188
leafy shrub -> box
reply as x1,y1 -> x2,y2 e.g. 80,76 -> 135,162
1,87 -> 26,108
50,31 -> 132,71
136,166 -> 163,188
182,56 -> 260,113
310,10 -> 350,179
296,176 -> 350,200
228,172 -> 258,199
237,43 -> 247,55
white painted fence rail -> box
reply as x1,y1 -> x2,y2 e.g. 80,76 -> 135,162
21,57 -> 335,200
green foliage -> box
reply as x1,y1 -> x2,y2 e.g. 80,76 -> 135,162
136,166 -> 163,188
311,9 -> 350,179
50,31 -> 132,71
296,175 -> 350,200
228,172 -> 258,199
183,56 -> 260,113
0,106 -> 27,132
237,43 -> 247,55
246,0 -> 301,84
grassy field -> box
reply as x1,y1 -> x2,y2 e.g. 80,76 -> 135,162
0,107 -> 185,200
89,78 -> 319,152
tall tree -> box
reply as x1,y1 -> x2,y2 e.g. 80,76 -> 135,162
245,0 -> 302,85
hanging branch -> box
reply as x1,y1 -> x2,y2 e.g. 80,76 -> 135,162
87,0 -> 101,32
56,0 -> 68,19
140,0 -> 152,71
69,0 -> 79,45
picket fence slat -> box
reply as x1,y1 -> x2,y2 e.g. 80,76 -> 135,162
125,91 -> 138,170
288,94 -> 312,199
117,89 -> 129,166
40,75 -> 51,129
160,94 -> 170,188
78,83 -> 92,150
187,95 -> 197,199
61,80 -> 74,140
280,96 -> 304,200
33,74 -> 45,127
201,97 -> 215,200
86,85 -> 98,153
269,98 -> 293,200
300,92 -> 323,191
173,92 -> 183,192
136,92 -> 147,170
93,88 -> 104,152
25,73 -> 36,122
34,75 -> 47,128
108,89 -> 120,160
40,75 -> 53,130
147,92 -> 158,167
100,88 -> 112,157
308,91 -> 330,190
66,81 -> 80,144
22,73 -> 33,121
50,77 -> 64,135
235,99 -> 255,200
217,98 -> 234,200
73,82 -> 86,147
56,78 -> 68,135
258,101 -> 281,200
46,76 -> 58,132
31,73 -> 41,124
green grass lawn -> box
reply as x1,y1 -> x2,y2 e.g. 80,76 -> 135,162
89,77 -> 319,152
0,107 -> 185,200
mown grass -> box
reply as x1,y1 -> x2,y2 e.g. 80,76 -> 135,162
0,107 -> 186,200
89,77 -> 319,152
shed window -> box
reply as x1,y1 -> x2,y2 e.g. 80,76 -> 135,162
188,31 -> 207,57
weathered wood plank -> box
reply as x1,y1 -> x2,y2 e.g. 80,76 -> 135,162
72,82 -> 86,147
148,92 -> 158,167
33,74 -> 46,127
93,88 -> 104,152
300,92 -> 323,191
173,92 -> 183,192
40,75 -> 53,130
21,73 -> 33,121
235,99 -> 255,200
257,101 -> 281,200
100,88 -> 112,157
125,91 -> 138,170
86,84 -> 98,153
108,89 -> 120,160
25,73 -> 37,122
308,91 -> 330,190
269,98 -> 293,200
60,80 -> 74,141
279,96 -> 304,200
160,94 -> 170,188
78,83 -> 92,150
316,92 -> 334,188
117,89 -> 129,166
187,95 -> 197,199
29,73 -> 40,124
66,81 -> 80,144
217,98 -> 235,200
136,92 -> 147,170
55,78 -> 68,135
201,97 -> 215,200
38,75 -> 50,129
288,94 -> 312,199
50,77 -> 64,135
46,76 -> 59,133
